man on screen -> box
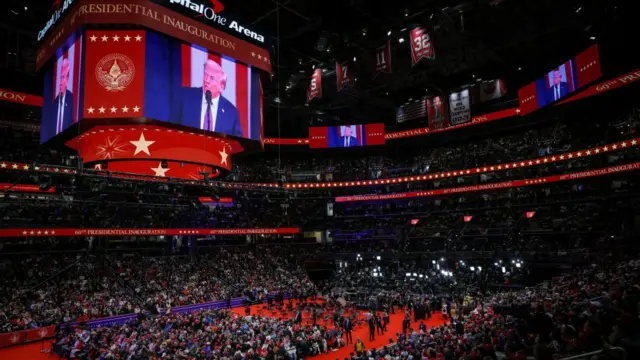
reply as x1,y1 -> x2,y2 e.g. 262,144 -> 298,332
175,59 -> 242,137
51,58 -> 74,136
547,69 -> 571,103
339,125 -> 360,147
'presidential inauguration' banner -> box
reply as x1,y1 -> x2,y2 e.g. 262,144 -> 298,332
410,26 -> 435,66
448,90 -> 471,125
307,69 -> 322,103
0,227 -> 300,237
0,88 -> 43,107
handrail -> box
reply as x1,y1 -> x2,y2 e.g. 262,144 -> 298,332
559,346 -> 627,360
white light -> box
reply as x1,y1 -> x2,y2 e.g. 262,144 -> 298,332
436,264 -> 440,270
440,270 -> 446,275
470,266 -> 475,271
412,273 -> 417,277
25,6 -> 28,10
398,38 -> 405,43
353,56 -> 357,62
432,260 -> 436,264
516,263 -> 521,268
406,273 -> 411,277
312,64 -> 315,69
518,67 -> 522,71
387,31 -> 392,36
440,258 -> 445,262
590,36 -> 596,40
419,274 -> 424,278
478,266 -> 482,272
501,267 -> 506,273
494,262 -> 498,266
376,256 -> 381,260
512,260 -> 515,264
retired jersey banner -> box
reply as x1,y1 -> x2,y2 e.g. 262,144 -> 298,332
307,69 -> 322,103
0,88 -> 43,107
427,96 -> 448,130
410,27 -> 435,65
448,90 -> 471,125
83,30 -> 146,119
374,41 -> 392,76
336,61 -> 354,91
473,79 -> 507,104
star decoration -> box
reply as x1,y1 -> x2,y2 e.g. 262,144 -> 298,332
135,35 -> 142,41
130,133 -> 155,156
124,35 -> 131,41
151,162 -> 169,177
110,106 -> 118,113
87,107 -> 95,114
99,106 -> 106,113
0,163 -> 6,168
12,164 -> 18,169
101,35 -> 108,42
133,106 -> 140,113
96,136 -> 129,160
122,106 -> 129,113
90,35 -> 97,42
112,35 -> 120,41
219,147 -> 229,165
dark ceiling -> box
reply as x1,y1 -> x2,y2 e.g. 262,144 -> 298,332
0,0 -> 634,137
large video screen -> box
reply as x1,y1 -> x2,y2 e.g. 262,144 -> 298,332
329,125 -> 365,148
535,60 -> 577,107
144,32 -> 262,141
309,123 -> 385,149
40,32 -> 84,143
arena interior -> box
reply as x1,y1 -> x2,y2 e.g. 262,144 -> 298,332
0,0 -> 638,359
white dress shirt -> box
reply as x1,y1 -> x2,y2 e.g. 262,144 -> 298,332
57,92 -> 66,134
554,85 -> 560,101
344,137 -> 350,147
200,92 -> 220,131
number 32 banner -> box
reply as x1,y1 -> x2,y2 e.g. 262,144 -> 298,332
410,26 -> 435,66
307,69 -> 322,103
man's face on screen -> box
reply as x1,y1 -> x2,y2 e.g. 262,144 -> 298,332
344,126 -> 352,137
203,60 -> 224,98
59,59 -> 70,95
553,70 -> 562,86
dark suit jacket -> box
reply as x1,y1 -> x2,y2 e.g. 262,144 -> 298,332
174,87 -> 243,137
547,82 -> 571,102
43,90 -> 74,141
338,135 -> 360,147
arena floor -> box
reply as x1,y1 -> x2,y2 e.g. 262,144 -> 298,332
0,300 -> 447,360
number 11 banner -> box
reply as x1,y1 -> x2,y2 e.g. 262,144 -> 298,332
410,26 -> 435,66
336,61 -> 354,91
307,69 -> 322,103
373,41 -> 392,77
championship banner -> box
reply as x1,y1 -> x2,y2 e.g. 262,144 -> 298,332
0,88 -> 43,107
335,162 -> 640,203
307,69 -> 322,103
83,30 -> 146,119
472,79 -> 507,104
374,40 -> 392,76
0,227 -> 301,238
410,27 -> 435,66
448,90 -> 471,125
336,61 -> 354,91
427,96 -> 448,130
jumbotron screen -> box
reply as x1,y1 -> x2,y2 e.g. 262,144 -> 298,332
40,30 -> 263,143
309,123 -> 385,149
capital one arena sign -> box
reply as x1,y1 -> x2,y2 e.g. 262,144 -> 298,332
38,0 -> 76,41
167,0 -> 265,43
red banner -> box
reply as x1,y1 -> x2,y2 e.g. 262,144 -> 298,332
308,126 -> 329,148
37,0 -> 272,73
427,96 -> 449,130
335,162 -> 640,202
410,27 -> 435,65
374,41 -> 392,76
364,123 -> 386,146
0,325 -> 56,348
65,125 -> 238,171
574,44 -> 602,88
557,68 -> 640,105
0,183 -> 56,193
0,227 -> 300,238
307,69 -> 322,103
518,82 -> 538,115
336,61 -> 354,91
0,88 -> 43,107
198,196 -> 233,203
263,138 -> 309,145
83,30 -> 146,119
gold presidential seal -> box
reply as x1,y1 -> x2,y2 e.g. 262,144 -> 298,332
95,53 -> 135,92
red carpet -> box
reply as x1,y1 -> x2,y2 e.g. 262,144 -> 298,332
0,300 -> 447,360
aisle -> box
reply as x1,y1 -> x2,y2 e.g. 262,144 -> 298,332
0,300 -> 447,360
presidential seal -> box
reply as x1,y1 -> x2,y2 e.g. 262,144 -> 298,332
95,53 -> 135,92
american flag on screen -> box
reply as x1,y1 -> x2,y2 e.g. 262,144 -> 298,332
180,44 -> 259,139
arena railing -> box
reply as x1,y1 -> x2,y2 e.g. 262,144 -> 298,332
559,347 -> 627,360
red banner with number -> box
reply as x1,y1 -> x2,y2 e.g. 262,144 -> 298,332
83,30 -> 146,119
307,69 -> 322,103
0,228 -> 300,238
336,61 -> 355,91
410,27 -> 435,65
374,41 -> 392,76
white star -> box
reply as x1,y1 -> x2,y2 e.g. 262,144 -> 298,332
594,148 -> 600,153
130,133 -> 155,155
124,35 -> 131,41
133,105 -> 140,113
23,165 -> 29,170
632,140 -> 637,145
135,35 -> 142,41
251,52 -> 256,57
603,146 -> 609,151
151,163 -> 169,177
621,142 -> 627,147
586,150 -> 592,155
90,35 -> 97,42
535,160 -> 540,164
12,164 -> 18,169
99,106 -> 106,113
22,231 -> 27,235
101,35 -> 108,42
122,106 -> 129,113
219,147 -> 229,165
0,163 -> 5,168
110,106 -> 117,113
87,107 -> 95,114
112,35 -> 120,41
612,144 -> 617,150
